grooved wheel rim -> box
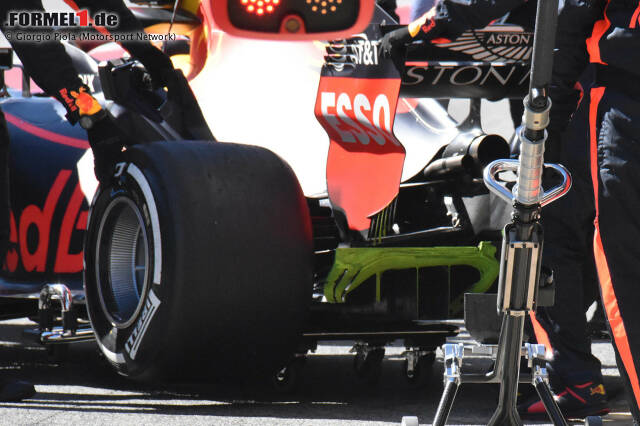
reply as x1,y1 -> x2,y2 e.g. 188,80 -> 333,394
96,197 -> 150,328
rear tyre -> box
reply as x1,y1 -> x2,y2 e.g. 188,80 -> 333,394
84,140 -> 313,381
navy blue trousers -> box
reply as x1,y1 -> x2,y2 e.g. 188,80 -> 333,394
536,81 -> 640,420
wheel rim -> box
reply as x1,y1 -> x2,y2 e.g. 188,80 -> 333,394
96,197 -> 151,328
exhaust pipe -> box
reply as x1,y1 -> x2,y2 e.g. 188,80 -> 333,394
424,133 -> 510,179
423,154 -> 474,178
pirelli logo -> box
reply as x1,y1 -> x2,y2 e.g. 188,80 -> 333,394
125,290 -> 161,360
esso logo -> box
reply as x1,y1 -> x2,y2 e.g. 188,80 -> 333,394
318,92 -> 399,147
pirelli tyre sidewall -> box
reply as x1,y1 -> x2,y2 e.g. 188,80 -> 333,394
84,140 -> 313,381
84,161 -> 169,378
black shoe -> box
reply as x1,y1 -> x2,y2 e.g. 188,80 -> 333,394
0,380 -> 36,402
517,380 -> 610,420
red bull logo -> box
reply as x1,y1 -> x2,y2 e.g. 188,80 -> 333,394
590,384 -> 606,396
5,170 -> 87,275
59,86 -> 102,118
70,87 -> 102,116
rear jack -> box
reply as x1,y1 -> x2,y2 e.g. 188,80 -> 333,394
405,0 -> 572,422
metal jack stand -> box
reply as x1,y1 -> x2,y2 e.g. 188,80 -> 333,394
38,284 -> 94,344
426,0 -> 572,424
526,343 -> 568,426
433,344 -> 464,425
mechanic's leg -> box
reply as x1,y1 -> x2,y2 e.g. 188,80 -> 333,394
520,92 -> 607,418
540,88 -> 602,386
529,188 -> 608,417
590,87 -> 640,422
538,205 -> 603,388
583,252 -> 607,337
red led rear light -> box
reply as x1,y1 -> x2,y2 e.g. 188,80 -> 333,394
306,0 -> 342,15
241,0 -> 278,15
211,0 -> 375,40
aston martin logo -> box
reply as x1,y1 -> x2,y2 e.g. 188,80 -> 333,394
435,25 -> 533,63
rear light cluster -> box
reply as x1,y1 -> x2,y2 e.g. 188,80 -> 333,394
306,0 -> 341,15
240,0 -> 280,15
218,0 -> 368,39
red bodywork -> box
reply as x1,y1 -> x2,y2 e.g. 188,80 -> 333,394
7,3 -> 411,236
315,77 -> 404,231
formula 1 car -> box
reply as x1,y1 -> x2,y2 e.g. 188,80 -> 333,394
0,0 -> 535,385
